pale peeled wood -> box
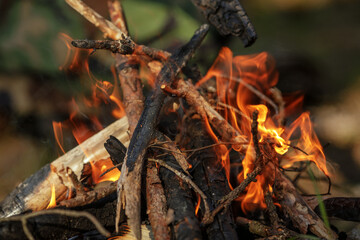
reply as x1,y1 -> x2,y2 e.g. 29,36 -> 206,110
0,117 -> 129,218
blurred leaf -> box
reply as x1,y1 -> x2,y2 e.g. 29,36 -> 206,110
123,0 -> 200,48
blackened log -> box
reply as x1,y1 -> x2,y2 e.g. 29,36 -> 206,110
158,155 -> 202,240
182,117 -> 238,240
104,135 -> 127,168
0,193 -> 117,240
191,0 -> 257,47
117,24 -> 209,239
314,197 -> 360,222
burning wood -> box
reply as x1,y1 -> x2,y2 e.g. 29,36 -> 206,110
1,0 -> 357,239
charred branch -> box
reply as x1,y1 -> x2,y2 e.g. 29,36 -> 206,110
191,0 -> 257,47
182,117 -> 238,239
116,24 -> 209,239
157,156 -> 202,240
71,39 -> 134,55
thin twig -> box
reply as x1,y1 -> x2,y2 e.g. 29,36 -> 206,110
72,39 -> 134,54
65,0 -> 127,40
0,209 -> 111,240
148,158 -> 211,220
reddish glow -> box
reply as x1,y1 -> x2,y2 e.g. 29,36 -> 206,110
46,184 -> 57,209
198,47 -> 330,213
90,159 -> 121,184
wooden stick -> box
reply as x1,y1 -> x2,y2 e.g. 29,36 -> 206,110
0,117 -> 129,218
65,0 -> 128,40
71,39 -> 134,54
157,156 -> 202,240
146,162 -> 170,240
107,3 -> 169,239
154,132 -> 191,175
116,24 -> 209,239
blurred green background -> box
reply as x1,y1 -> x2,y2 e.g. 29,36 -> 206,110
0,0 -> 360,204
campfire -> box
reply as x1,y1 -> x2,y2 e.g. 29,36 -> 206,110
0,0 -> 357,239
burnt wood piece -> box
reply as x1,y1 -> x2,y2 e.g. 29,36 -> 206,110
314,197 -> 360,222
183,118 -> 238,240
117,24 -> 209,239
191,0 -> 256,47
146,162 -> 170,240
104,135 -> 127,168
71,39 -> 135,54
0,193 -> 117,240
158,154 -> 202,240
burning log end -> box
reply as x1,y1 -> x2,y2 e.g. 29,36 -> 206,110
71,39 -> 135,54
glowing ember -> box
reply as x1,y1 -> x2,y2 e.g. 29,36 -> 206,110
198,47 -> 330,213
46,184 -> 57,209
90,159 -> 121,184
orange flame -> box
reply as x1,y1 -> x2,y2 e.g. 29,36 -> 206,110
52,121 -> 66,155
90,159 -> 121,184
58,33 -> 91,72
198,47 -> 330,213
46,184 -> 57,209
195,193 -> 201,216
54,34 -> 126,190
